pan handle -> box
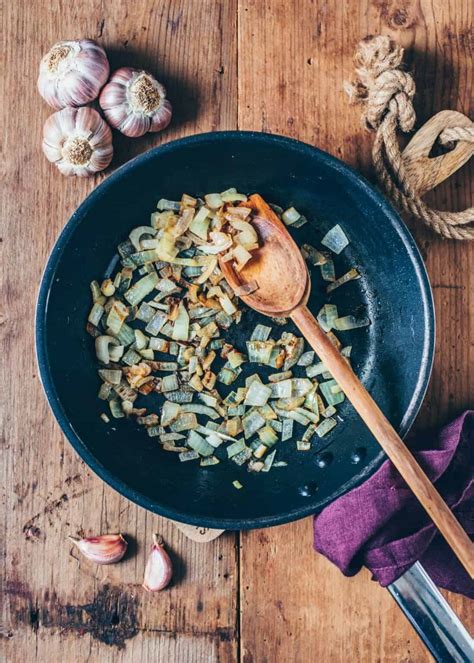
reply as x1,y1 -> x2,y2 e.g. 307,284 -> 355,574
388,562 -> 473,662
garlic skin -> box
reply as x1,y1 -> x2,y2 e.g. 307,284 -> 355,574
42,107 -> 113,177
142,534 -> 173,592
38,39 -> 110,110
68,533 -> 127,564
99,68 -> 172,138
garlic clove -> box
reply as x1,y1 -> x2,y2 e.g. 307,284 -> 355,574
42,107 -> 113,177
68,533 -> 127,564
142,534 -> 173,592
38,39 -> 110,109
99,68 -> 172,138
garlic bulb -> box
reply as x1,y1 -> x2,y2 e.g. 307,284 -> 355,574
42,107 -> 113,177
68,533 -> 128,564
99,68 -> 172,138
142,534 -> 173,591
38,39 -> 110,109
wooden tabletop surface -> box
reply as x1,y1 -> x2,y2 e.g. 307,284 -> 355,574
1,1 -> 472,661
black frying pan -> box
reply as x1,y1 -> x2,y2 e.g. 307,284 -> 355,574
36,132 -> 434,529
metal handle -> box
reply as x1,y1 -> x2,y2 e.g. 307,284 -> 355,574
388,562 -> 473,662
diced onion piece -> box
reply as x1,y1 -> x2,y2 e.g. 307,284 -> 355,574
170,412 -> 198,432
320,379 -> 345,406
157,199 -> 180,211
297,440 -> 311,451
233,244 -> 253,271
161,401 -> 181,427
301,244 -> 327,266
297,351 -> 315,367
179,450 -> 200,462
281,419 -> 294,441
306,362 -> 326,378
234,280 -> 258,296
221,188 -> 248,203
95,335 -> 120,364
315,417 -> 337,437
99,369 -> 122,385
195,257 -> 218,285
268,371 -> 292,383
320,260 -> 336,282
244,381 -> 272,407
200,456 -> 220,466
321,224 -> 349,254
88,302 -> 104,326
200,231 -> 233,255
189,206 -> 210,239
333,315 -> 370,331
326,268 -> 361,293
317,304 -> 338,333
180,404 -> 219,419
124,272 -> 159,306
227,350 -> 246,369
129,226 -> 157,251
269,379 -> 292,399
242,410 -> 266,438
145,311 -> 167,336
246,340 -> 274,364
172,302 -> 190,341
258,426 -> 278,447
281,207 -> 301,225
250,324 -> 272,341
204,193 -> 224,210
227,438 -> 246,458
187,430 -> 215,457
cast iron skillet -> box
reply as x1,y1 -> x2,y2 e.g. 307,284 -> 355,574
36,132 -> 435,530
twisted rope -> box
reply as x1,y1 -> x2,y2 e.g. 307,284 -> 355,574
345,36 -> 474,240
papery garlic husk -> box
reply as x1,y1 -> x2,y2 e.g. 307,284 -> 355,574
42,107 -> 113,177
38,39 -> 110,109
99,68 -> 172,138
142,534 -> 173,592
68,533 -> 127,564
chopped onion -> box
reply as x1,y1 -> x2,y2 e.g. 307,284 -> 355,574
250,324 -> 272,341
281,207 -> 301,225
321,224 -> 349,254
315,417 -> 337,437
301,244 -> 327,266
234,280 -> 258,296
124,272 -> 159,306
320,260 -> 336,282
244,382 -> 272,407
95,335 -> 120,364
333,315 -> 370,331
326,268 -> 361,293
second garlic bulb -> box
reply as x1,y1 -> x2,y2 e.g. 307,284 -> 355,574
38,39 -> 110,109
99,68 -> 172,138
42,107 -> 113,177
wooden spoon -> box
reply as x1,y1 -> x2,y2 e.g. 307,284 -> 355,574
219,193 -> 474,578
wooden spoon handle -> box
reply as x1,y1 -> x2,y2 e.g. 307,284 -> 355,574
290,304 -> 474,578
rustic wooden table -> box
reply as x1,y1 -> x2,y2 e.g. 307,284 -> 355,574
1,1 -> 472,661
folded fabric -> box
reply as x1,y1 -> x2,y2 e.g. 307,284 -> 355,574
313,411 -> 473,598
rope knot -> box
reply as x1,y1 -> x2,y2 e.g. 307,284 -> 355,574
345,35 -> 416,132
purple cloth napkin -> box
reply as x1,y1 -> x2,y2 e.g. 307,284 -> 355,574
313,410 -> 474,597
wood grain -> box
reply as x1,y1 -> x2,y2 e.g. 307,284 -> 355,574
1,1 -> 238,662
1,0 -> 472,662
237,1 -> 473,662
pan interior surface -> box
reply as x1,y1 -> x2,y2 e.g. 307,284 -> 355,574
36,132 -> 434,529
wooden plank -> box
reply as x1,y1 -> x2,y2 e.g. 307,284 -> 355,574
237,1 -> 473,661
0,1 -> 238,661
